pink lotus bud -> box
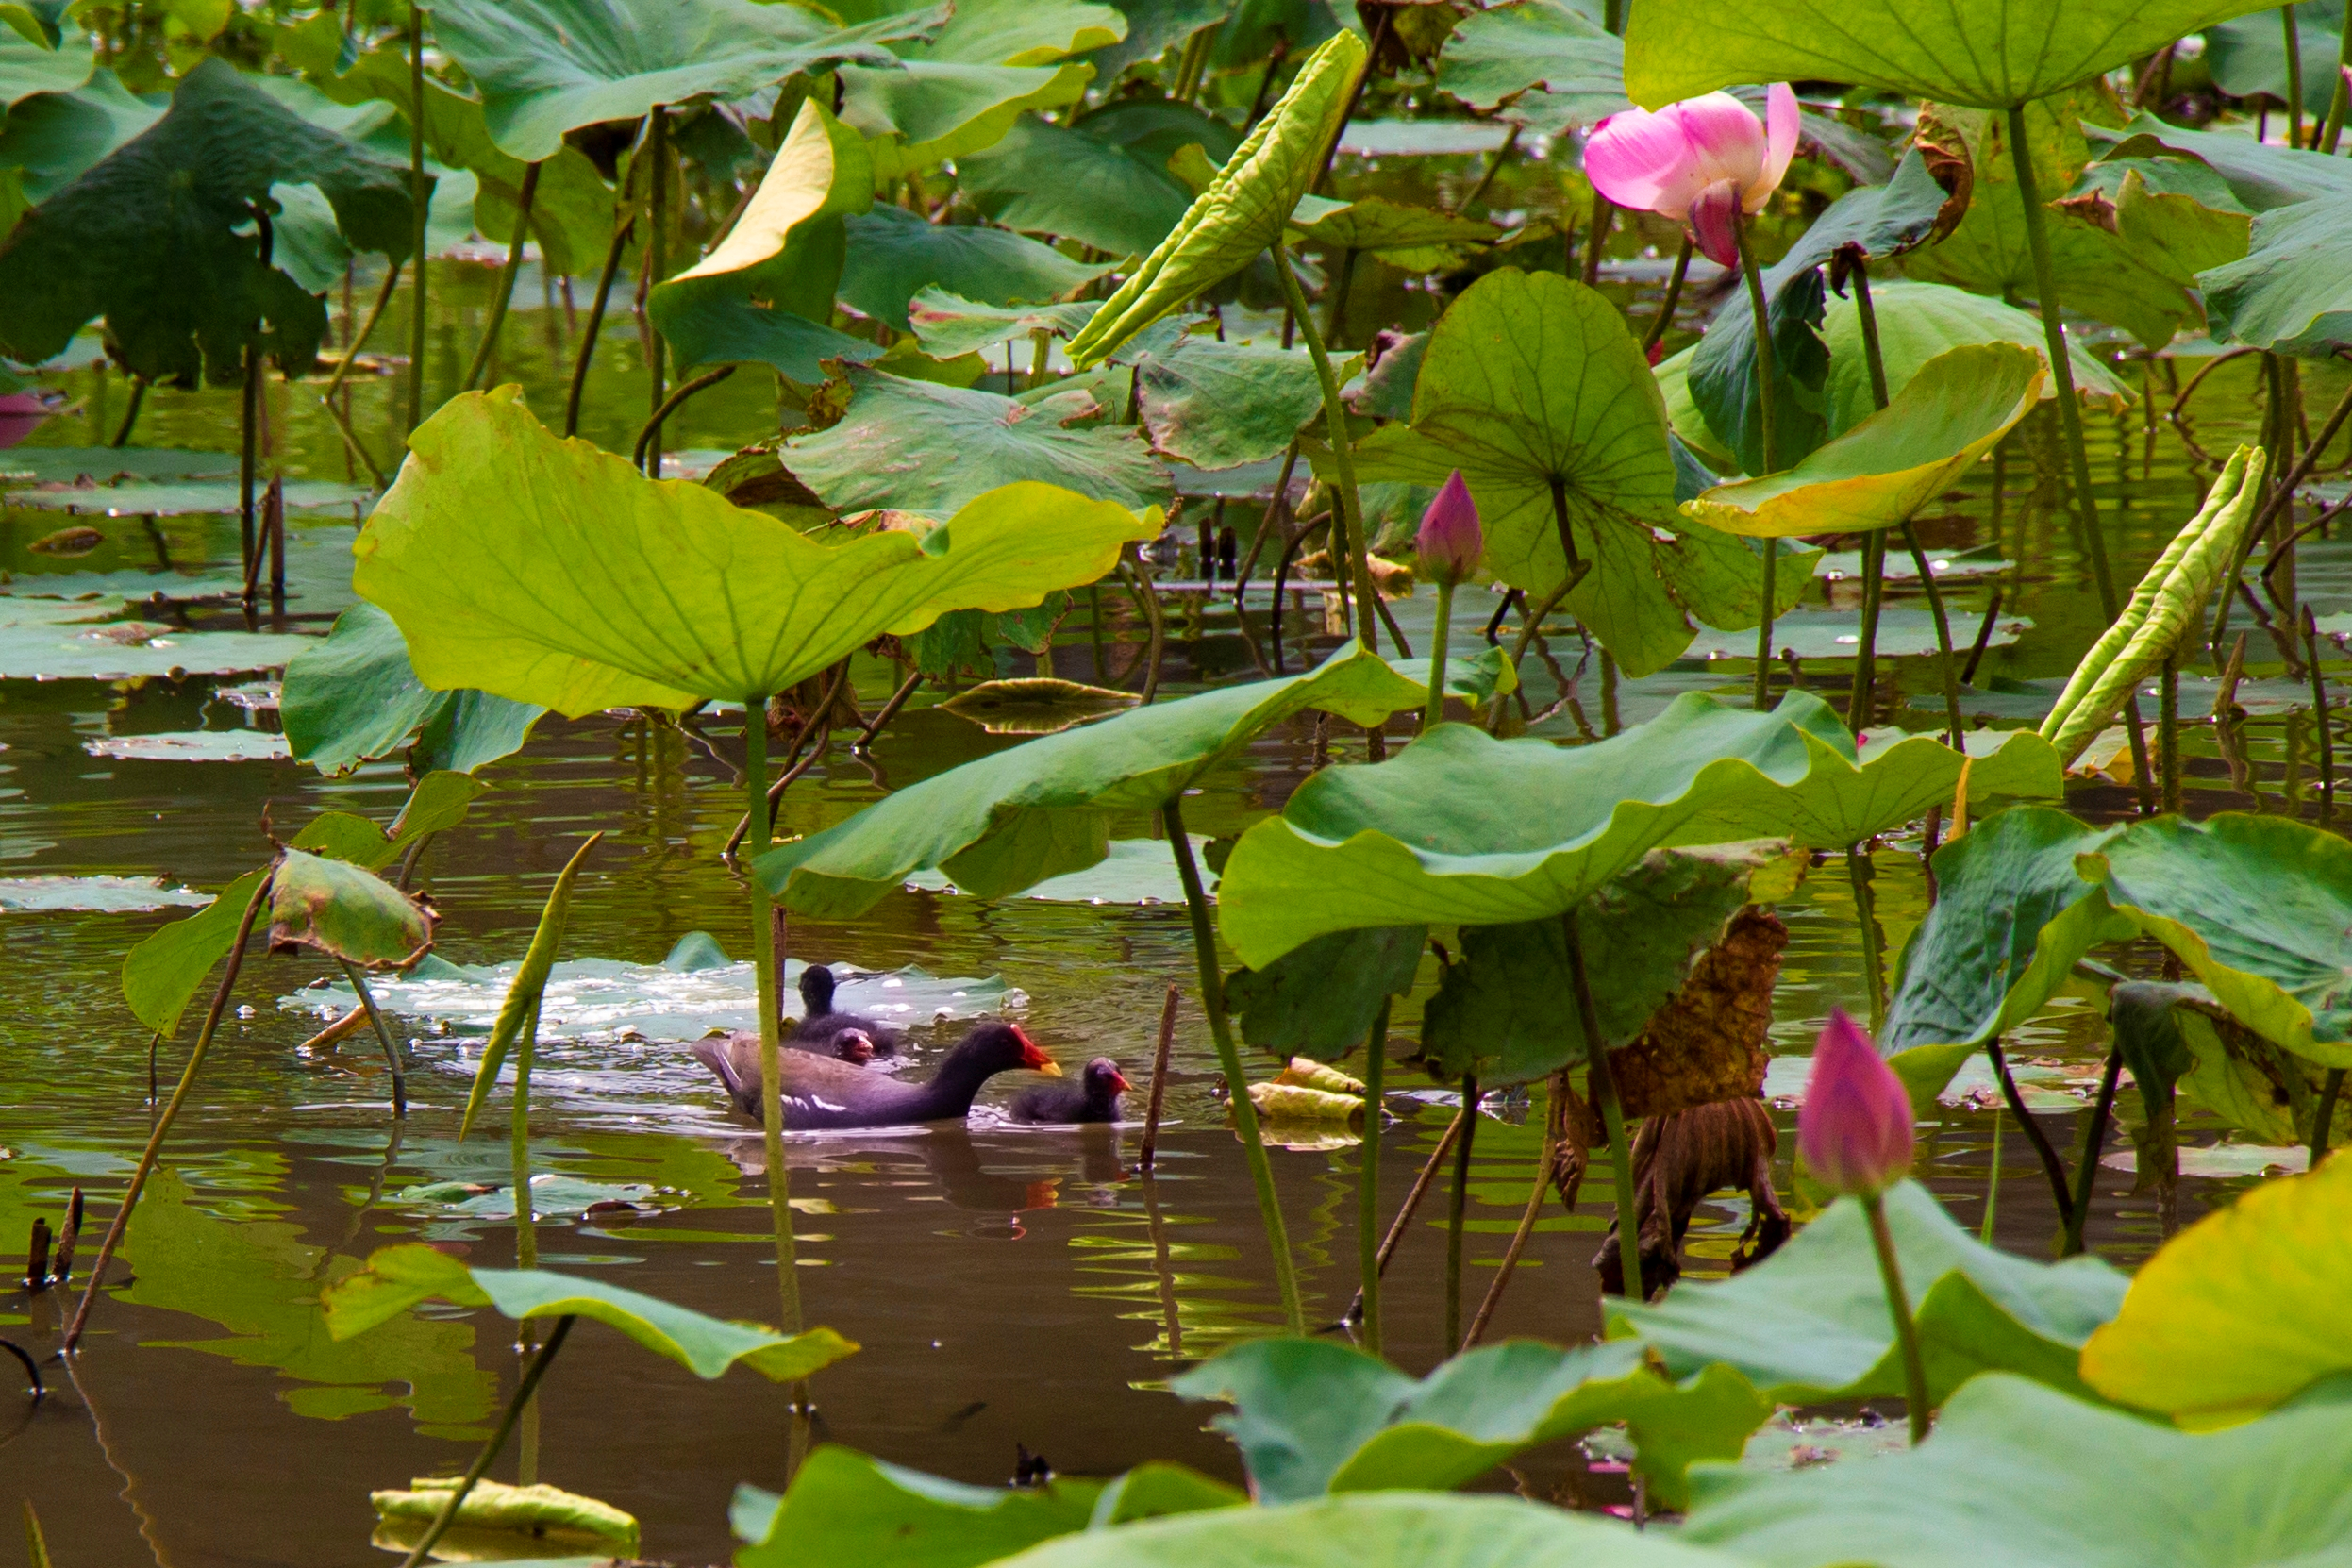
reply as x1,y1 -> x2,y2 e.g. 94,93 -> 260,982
1416,471 -> 1483,587
1798,1009 -> 1913,1197
1586,85 -> 1799,264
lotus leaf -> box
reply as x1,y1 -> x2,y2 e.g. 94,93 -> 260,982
265,848 -> 435,970
995,1493 -> 1733,1568
288,770 -> 486,873
0,58 -> 415,382
732,1446 -> 1109,1568
370,1480 -> 637,1558
1065,29 -> 1364,365
81,729 -> 289,762
1172,1336 -> 1772,1511
906,291 -> 1102,358
0,26 -> 90,108
1135,333 -> 1329,469
846,60 -> 1094,185
649,98 -> 875,381
1436,0 -> 1626,132
1216,689 -> 2060,969
2199,197 -> 2352,354
0,72 -> 161,205
2084,115 -> 2352,209
754,643 -> 1508,920
958,113 -> 1195,257
282,604 -> 544,778
324,1243 -> 858,1382
2081,1154 -> 2352,1426
781,365 -> 1172,517
354,388 -> 1157,713
459,835 -> 599,1139
1819,281 -> 2130,436
2086,812 -> 2352,1069
1226,925 -> 1427,1059
425,0 -> 942,162
0,874 -> 209,912
2207,1 -> 2347,108
1622,0 -> 2276,110
1419,842 -> 1803,1086
120,867 -> 270,1036
842,207 -> 1111,333
1614,1182 -> 2127,1410
1880,806 -> 2132,1101
1683,345 -> 2043,538
1351,267 -> 1792,676
1679,1373 -> 2352,1567
1284,194 -> 1500,259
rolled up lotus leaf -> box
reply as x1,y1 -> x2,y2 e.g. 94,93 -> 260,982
1276,1058 -> 1367,1095
369,1478 -> 639,1557
1248,1081 -> 1365,1122
2040,445 -> 2264,764
1064,29 -> 1365,367
265,849 -> 436,970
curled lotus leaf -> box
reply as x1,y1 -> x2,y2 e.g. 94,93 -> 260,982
264,849 -> 437,971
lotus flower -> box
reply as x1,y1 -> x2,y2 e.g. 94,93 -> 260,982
1585,85 -> 1799,269
1416,471 -> 1483,588
1798,1009 -> 1913,1197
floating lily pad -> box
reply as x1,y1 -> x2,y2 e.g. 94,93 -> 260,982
392,1175 -> 668,1222
0,597 -> 317,681
7,477 -> 373,515
1333,120 -> 1523,157
905,837 -> 1196,903
2100,1143 -> 2308,1178
1680,609 -> 2028,663
84,729 -> 291,762
0,873 -> 211,912
0,566 -> 244,602
939,676 -> 1138,734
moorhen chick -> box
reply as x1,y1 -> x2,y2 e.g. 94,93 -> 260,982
1009,1057 -> 1129,1124
692,1020 -> 1058,1129
699,1024 -> 877,1069
792,964 -> 904,1056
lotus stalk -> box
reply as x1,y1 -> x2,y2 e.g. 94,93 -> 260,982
406,12 -> 428,434
337,958 -> 407,1116
463,161 -> 542,393
396,1315 -> 578,1568
1417,471 -> 1484,728
744,700 -> 803,1333
1165,795 -> 1305,1336
1800,1009 -> 1929,1443
1356,999 -> 1389,1354
1272,239 -> 1382,658
2327,10 -> 2352,150
1444,1072 -> 1481,1350
1562,907 -> 1644,1301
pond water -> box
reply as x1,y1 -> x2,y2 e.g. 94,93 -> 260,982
0,232 -> 2336,1567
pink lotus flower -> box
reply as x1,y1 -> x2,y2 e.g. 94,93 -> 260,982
1798,1009 -> 1913,1197
1585,85 -> 1799,269
1416,470 -> 1483,588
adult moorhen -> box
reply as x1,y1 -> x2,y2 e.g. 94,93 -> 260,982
1009,1057 -> 1129,1124
792,964 -> 904,1056
692,1020 -> 1058,1129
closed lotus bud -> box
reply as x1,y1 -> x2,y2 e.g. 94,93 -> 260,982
1798,1009 -> 1914,1198
1417,471 -> 1484,588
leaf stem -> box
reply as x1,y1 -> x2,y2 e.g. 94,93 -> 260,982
463,161 -> 541,392
2285,3 -> 2308,149
564,217 -> 635,439
2062,1048 -> 2122,1257
1357,998 -> 1388,1355
1733,209 -> 1781,711
1861,1193 -> 1930,1445
635,365 -> 735,473
339,958 -> 406,1117
1425,579 -> 1455,729
744,697 -> 802,1334
1164,796 -> 1304,1335
1271,239 -> 1380,656
396,1315 -> 576,1568
1564,906 -> 1643,1300
1641,235 -> 1693,356
1847,532 -> 1886,729
406,12 -> 428,435
324,259 -> 401,406
513,996 -> 542,1271
65,871 -> 274,1352
1444,1072 -> 1480,1351
2327,0 -> 2352,151
644,106 -> 670,468
2311,1069 -> 2345,1167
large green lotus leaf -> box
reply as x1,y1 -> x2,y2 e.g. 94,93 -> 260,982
1613,1182 -> 2127,1409
1437,0 -> 1626,132
847,60 -> 1093,184
905,290 -> 1101,357
1687,149 -> 1958,476
121,1171 -> 493,1427
842,206 -> 1110,332
1066,29 -> 1364,366
2199,198 -> 2352,355
1419,842 -> 1802,1086
122,866 -> 270,1037
1350,267 -> 1777,677
289,771 -> 488,873
459,835 -> 598,1140
780,365 -> 1173,518
2086,812 -> 2352,1070
265,848 -> 435,970
324,1243 -> 859,1383
1682,345 -> 2043,539
425,0 -> 942,162
1136,333 -> 1327,469
1216,689 -> 2060,968
1226,924 -> 1426,1060
0,58 -> 415,383
1819,281 -> 2131,437
2081,1154 -> 2352,1426
732,1447 -> 1107,1568
754,643 -> 1497,920
0,72 -> 160,205
1171,1337 -> 1772,1512
1074,95 -> 1244,171
354,388 -> 1157,713
1009,1493 -> 1736,1568
2207,0 -> 2347,107
649,98 -> 874,379
0,28 -> 91,108
1622,0 -> 2275,110
959,113 -> 1193,257
1679,1374 -> 2352,1566
282,604 -> 544,778
1285,193 -> 1499,258
1880,806 -> 2133,1104
906,0 -> 1126,65
2083,114 -> 2352,210
1907,91 -> 2210,350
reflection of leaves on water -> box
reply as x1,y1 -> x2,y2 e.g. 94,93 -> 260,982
120,1169 -> 493,1429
